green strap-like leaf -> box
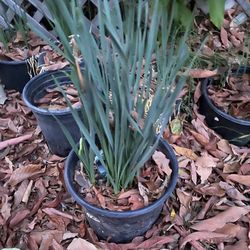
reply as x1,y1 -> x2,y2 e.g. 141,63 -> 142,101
208,0 -> 225,29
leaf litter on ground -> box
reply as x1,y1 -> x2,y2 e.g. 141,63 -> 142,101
208,73 -> 250,120
0,4 -> 250,249
1,77 -> 249,249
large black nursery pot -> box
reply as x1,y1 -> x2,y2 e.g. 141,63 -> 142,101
0,60 -> 30,92
199,67 -> 250,147
64,138 -> 179,243
22,69 -> 81,156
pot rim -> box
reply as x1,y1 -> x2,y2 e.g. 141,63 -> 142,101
0,59 -> 27,65
201,73 -> 250,126
64,137 -> 179,218
22,68 -> 80,116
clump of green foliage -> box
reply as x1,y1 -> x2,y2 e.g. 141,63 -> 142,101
31,0 -> 195,193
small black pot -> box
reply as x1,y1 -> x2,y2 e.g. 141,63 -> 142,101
0,60 -> 30,92
64,138 -> 178,243
22,69 -> 81,156
199,67 -> 250,147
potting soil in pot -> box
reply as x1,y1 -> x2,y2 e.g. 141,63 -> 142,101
0,31 -> 49,62
208,74 -> 250,120
73,150 -> 172,211
34,84 -> 81,110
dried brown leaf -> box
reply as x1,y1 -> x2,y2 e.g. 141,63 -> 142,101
118,189 -> 139,199
215,223 -> 241,238
191,206 -> 250,231
172,145 -> 198,160
239,163 -> 250,175
67,238 -> 99,250
6,164 -> 45,186
43,62 -> 68,71
219,181 -> 250,201
62,232 -> 78,240
223,162 -> 239,174
197,196 -> 218,220
9,209 -> 30,228
217,140 -> 233,155
189,130 -> 209,146
224,240 -> 249,250
176,189 -> 191,207
180,232 -> 228,249
227,174 -> 250,186
191,115 -> 211,139
128,193 -> 144,210
0,133 -> 33,150
42,208 -> 77,221
0,194 -> 11,221
195,152 -> 218,183
51,239 -> 64,250
194,82 -> 202,103
101,235 -> 177,250
13,180 -> 29,208
197,183 -> 225,197
0,118 -> 11,130
22,180 -> 34,203
138,182 -> 149,206
152,151 -> 172,176
92,187 -> 106,209
133,235 -> 177,249
40,233 -> 54,250
189,69 -> 218,78
220,27 -> 229,48
29,230 -> 63,248
196,152 -> 218,169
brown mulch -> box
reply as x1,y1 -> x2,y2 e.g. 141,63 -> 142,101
35,84 -> 81,111
0,3 -> 250,250
0,83 -> 249,250
208,74 -> 250,120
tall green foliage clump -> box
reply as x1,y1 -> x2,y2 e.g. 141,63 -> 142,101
31,0 -> 194,193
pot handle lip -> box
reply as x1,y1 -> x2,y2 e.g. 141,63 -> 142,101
64,137 -> 179,218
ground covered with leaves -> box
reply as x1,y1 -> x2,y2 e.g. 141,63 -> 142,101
0,84 -> 249,250
0,3 -> 250,250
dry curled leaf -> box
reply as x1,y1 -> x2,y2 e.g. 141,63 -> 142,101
180,232 -> 229,249
219,181 -> 250,201
189,130 -> 209,146
188,69 -> 218,78
227,174 -> 250,186
172,145 -> 198,160
152,151 -> 172,176
195,152 -> 218,183
0,133 -> 33,151
0,194 -> 11,221
215,223 -> 241,238
67,238 -> 99,250
224,240 -> 249,250
191,206 -> 250,231
6,164 -> 45,186
9,209 -> 30,228
220,26 -> 229,48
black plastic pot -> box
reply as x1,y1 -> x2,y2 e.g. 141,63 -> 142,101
64,138 -> 178,243
199,67 -> 250,147
22,69 -> 81,156
0,60 -> 30,92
